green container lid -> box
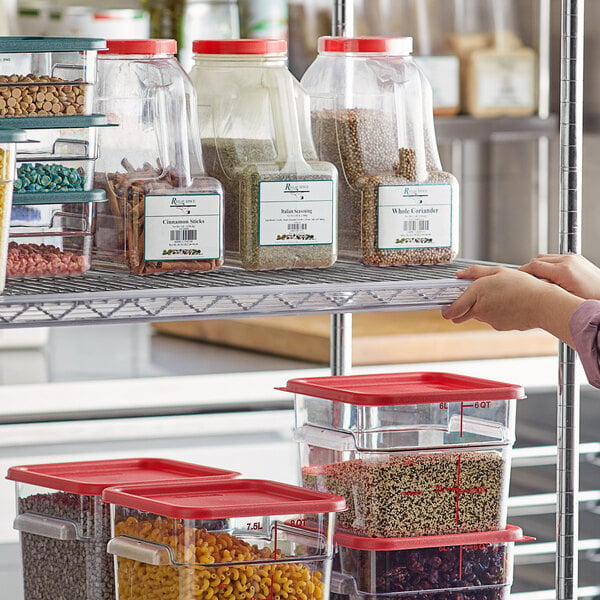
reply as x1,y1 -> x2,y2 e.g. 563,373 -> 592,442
12,189 -> 107,205
0,128 -> 28,143
0,36 -> 106,53
2,115 -> 110,130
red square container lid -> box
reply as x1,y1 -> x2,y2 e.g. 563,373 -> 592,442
279,372 -> 525,406
335,525 -> 534,551
6,458 -> 240,496
102,478 -> 347,519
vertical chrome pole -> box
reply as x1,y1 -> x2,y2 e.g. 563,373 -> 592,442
330,0 -> 354,377
558,1 -> 583,599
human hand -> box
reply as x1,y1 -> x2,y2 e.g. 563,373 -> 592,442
441,264 -> 584,347
519,254 -> 600,300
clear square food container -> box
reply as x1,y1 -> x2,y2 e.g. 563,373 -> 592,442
102,478 -> 347,600
283,372 -> 525,449
8,189 -> 106,277
331,526 -> 533,600
0,127 -> 27,293
0,37 -> 105,118
13,114 -> 108,194
14,115 -> 106,162
6,458 -> 240,600
296,426 -> 513,538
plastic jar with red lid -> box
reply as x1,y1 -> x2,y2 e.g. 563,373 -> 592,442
301,36 -> 460,266
93,39 -> 224,274
190,39 -> 338,271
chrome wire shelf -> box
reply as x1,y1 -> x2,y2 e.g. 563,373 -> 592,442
0,260 -> 474,327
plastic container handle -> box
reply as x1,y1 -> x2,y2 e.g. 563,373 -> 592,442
107,536 -> 172,566
265,70 -> 311,174
13,513 -> 78,541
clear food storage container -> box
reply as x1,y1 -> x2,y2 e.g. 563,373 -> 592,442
297,428 -> 512,538
282,372 -> 525,538
14,115 -> 106,162
190,39 -> 338,270
0,127 -> 28,292
93,39 -> 224,275
285,372 -> 524,448
301,36 -> 459,266
8,190 -> 106,277
447,0 -> 537,118
6,458 -> 240,600
103,478 -> 347,600
0,36 -> 105,118
332,526 -> 532,600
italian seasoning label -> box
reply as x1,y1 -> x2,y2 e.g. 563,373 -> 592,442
377,183 -> 453,250
258,180 -> 334,246
144,193 -> 221,261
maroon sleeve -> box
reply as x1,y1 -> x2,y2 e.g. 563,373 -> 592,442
569,299 -> 600,388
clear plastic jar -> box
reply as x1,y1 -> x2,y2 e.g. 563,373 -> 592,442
93,39 -> 224,274
301,36 -> 460,266
190,39 -> 338,270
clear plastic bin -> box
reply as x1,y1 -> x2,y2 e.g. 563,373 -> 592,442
0,127 -> 28,292
15,159 -> 94,192
301,36 -> 459,266
93,39 -> 224,275
332,526 -> 532,600
0,37 -> 105,118
14,115 -> 106,161
297,427 -> 513,538
103,478 -> 347,600
8,190 -> 106,277
283,372 -> 525,449
6,458 -> 240,600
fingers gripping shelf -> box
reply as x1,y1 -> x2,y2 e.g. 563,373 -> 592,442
0,261 -> 474,327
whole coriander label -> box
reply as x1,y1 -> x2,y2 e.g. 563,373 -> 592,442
377,183 -> 453,250
258,179 -> 334,246
144,193 -> 221,261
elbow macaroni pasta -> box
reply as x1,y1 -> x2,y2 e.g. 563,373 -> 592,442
114,517 -> 324,600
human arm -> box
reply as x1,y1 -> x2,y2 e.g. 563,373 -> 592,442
440,265 -> 585,347
519,253 -> 600,300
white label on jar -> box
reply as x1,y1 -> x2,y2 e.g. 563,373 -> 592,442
258,180 -> 334,246
476,54 -> 535,109
144,194 -> 221,261
377,184 -> 453,249
414,56 -> 460,110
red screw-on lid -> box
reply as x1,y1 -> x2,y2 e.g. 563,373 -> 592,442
318,36 -> 413,55
192,39 -> 287,55
99,39 -> 177,55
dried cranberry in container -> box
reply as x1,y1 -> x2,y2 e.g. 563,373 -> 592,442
93,39 -> 224,274
301,36 -> 460,266
103,478 -> 346,600
281,372 -> 525,537
6,458 -> 239,600
190,39 -> 338,270
333,526 -> 533,600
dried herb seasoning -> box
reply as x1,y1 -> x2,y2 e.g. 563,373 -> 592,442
202,137 -> 337,270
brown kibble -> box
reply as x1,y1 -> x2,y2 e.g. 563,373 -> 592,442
51,102 -> 61,114
11,87 -> 21,98
66,105 -> 77,115
42,101 -> 52,111
44,91 -> 55,102
76,94 -> 85,105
